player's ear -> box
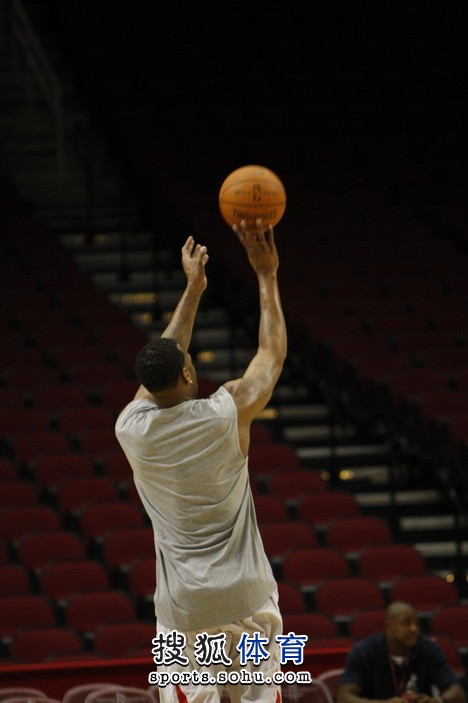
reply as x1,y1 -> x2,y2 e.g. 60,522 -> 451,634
182,367 -> 193,385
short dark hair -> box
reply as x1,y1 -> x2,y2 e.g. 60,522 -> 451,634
135,338 -> 185,392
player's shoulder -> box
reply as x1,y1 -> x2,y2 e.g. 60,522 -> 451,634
115,398 -> 156,428
202,386 -> 237,414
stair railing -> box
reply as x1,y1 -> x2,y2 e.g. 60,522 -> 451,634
9,0 -> 65,180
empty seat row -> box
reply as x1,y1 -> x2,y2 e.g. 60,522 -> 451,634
279,573 -> 460,623
1,591 -> 466,666
0,503 -> 145,546
0,379 -> 139,416
0,590 -> 138,642
1,614 -> 156,663
0,527 -> 154,574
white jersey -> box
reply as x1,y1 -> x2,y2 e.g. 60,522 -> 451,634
115,386 -> 277,631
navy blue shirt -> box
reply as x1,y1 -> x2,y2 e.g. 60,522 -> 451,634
340,634 -> 460,697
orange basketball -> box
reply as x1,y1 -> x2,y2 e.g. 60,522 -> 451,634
218,165 -> 286,229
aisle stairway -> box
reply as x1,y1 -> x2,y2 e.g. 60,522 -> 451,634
57,227 -> 468,587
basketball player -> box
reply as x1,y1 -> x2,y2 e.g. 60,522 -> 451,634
115,220 -> 287,702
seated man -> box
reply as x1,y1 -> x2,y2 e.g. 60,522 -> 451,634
337,601 -> 466,703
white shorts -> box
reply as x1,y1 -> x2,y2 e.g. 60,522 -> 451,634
155,589 -> 282,703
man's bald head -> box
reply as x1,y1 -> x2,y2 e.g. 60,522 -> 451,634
386,601 -> 417,624
385,601 -> 420,655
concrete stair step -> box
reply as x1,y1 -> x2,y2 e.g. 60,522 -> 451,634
134,307 -> 228,330
59,231 -> 153,251
76,251 -> 156,273
12,180 -> 122,209
400,514 -> 458,532
273,385 -> 317,403
284,424 -> 356,444
355,489 -> 443,509
297,444 -> 390,469
278,404 -> 330,422
94,271 -> 184,293
109,288 -> 182,311
332,464 -> 391,487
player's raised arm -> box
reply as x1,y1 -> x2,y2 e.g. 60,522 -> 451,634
133,236 -> 208,402
161,236 -> 209,351
224,220 -> 287,453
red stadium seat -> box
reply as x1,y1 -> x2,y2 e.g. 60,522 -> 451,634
0,539 -> 9,564
0,458 -> 16,480
80,428 -> 120,462
8,626 -> 84,663
303,637 -> 353,656
38,560 -> 110,601
16,531 -> 86,571
58,407 -> 115,436
47,346 -> 109,375
70,363 -> 128,390
30,385 -> 89,415
75,304 -> 134,331
10,431 -> 71,467
0,409 -> 49,437
277,582 -> 307,615
416,391 -> 468,422
282,612 -> 339,641
268,470 -> 328,503
94,325 -> 148,350
315,577 -> 385,623
0,594 -> 56,639
127,557 -> 156,618
390,575 -> 460,617
27,325 -> 90,349
325,516 -> 393,556
31,454 -> 95,494
101,380 -> 140,414
101,527 -> 155,574
250,422 -> 272,445
297,491 -> 360,529
428,635 -> 465,675
385,369 -> 451,403
248,442 -> 302,478
0,564 -> 31,596
100,452 -> 133,485
2,366 -> 60,391
0,387 -> 28,410
64,590 -> 136,635
358,544 -> 427,585
259,522 -> 317,564
92,621 -> 156,659
430,605 -> 468,652
348,608 -> 387,639
78,502 -> 144,548
253,494 -> 289,523
0,480 -> 39,509
282,548 -> 349,591
194,376 -> 218,399
0,506 -> 61,542
55,477 -> 119,518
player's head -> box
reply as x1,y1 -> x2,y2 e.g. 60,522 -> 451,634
136,338 -> 191,393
